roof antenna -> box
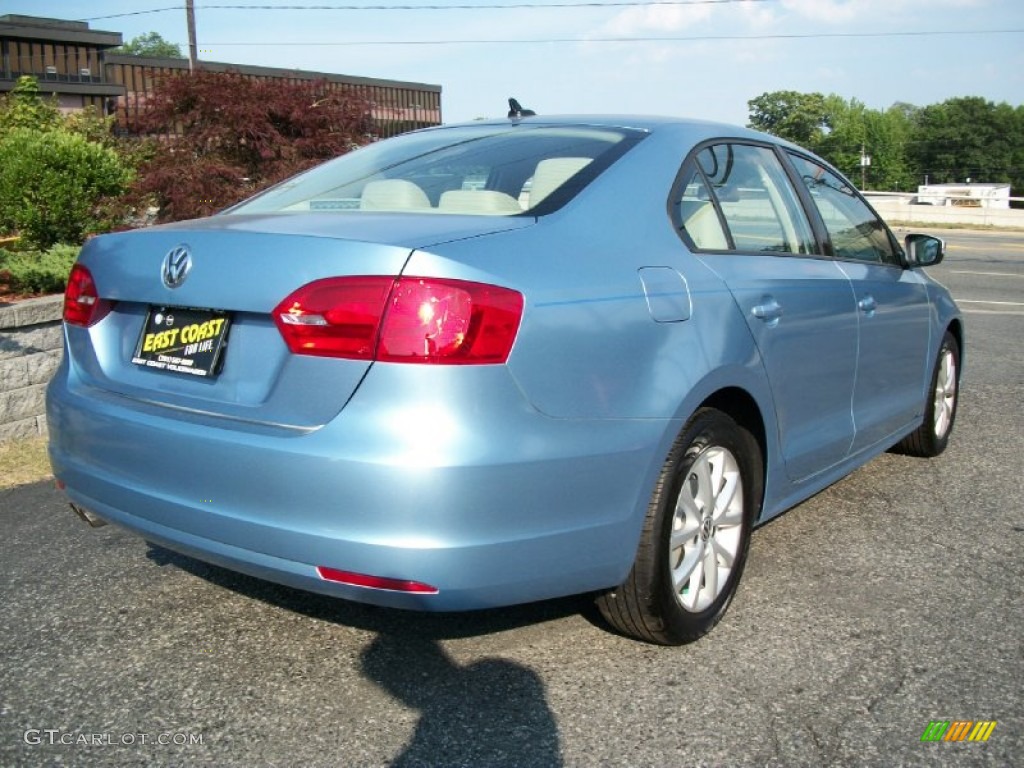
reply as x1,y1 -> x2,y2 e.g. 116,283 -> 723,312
508,97 -> 536,119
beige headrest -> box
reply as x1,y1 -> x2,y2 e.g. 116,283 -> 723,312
438,190 -> 523,214
360,179 -> 431,210
529,157 -> 593,207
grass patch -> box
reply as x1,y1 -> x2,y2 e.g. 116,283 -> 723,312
0,435 -> 52,489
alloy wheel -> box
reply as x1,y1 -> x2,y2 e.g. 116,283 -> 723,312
669,445 -> 744,612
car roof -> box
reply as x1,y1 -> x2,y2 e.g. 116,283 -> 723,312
427,113 -> 789,147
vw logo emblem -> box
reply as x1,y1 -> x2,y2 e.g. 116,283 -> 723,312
162,245 -> 192,289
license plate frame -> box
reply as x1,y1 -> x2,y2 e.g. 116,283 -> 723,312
132,306 -> 230,378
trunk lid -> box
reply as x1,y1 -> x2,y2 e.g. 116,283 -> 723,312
69,214 -> 533,430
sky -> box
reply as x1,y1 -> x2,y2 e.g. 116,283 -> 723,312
5,0 -> 1024,125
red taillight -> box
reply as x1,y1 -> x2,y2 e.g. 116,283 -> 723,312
316,566 -> 439,594
63,264 -> 109,327
273,276 -> 393,360
273,276 -> 523,364
379,278 -> 523,364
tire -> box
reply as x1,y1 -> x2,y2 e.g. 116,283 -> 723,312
894,331 -> 960,458
597,408 -> 763,645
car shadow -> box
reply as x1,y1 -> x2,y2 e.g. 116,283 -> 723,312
145,543 -> 571,765
360,633 -> 563,766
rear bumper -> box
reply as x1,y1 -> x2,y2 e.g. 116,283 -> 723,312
47,361 -> 672,611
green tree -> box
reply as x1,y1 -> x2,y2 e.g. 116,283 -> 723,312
813,96 -> 916,191
815,94 -> 867,180
750,91 -> 909,190
747,90 -> 830,145
749,90 -> 1023,197
0,76 -> 115,144
63,105 -> 119,146
909,97 -> 1021,194
0,76 -> 61,136
864,105 -> 915,191
0,128 -> 133,248
0,76 -> 134,246
112,32 -> 183,58
1014,105 -> 1024,200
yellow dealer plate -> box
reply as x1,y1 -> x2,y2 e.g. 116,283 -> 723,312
132,306 -> 230,378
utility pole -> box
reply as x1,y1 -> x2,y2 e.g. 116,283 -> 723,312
859,143 -> 871,191
186,0 -> 198,72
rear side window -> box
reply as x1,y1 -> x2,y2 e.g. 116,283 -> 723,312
676,143 -> 815,255
677,167 -> 729,250
787,153 -> 898,265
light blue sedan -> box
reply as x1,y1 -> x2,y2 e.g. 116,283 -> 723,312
48,116 -> 962,644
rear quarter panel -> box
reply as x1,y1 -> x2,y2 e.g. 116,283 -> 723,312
406,126 -> 782,537
408,126 -> 773,422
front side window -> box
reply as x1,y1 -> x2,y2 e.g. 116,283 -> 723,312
676,143 -> 816,255
227,125 -> 644,217
788,153 -> 897,264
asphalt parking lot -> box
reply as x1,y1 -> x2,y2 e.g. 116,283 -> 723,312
1,229 -> 1021,767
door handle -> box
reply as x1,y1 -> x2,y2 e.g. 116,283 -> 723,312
752,298 -> 783,324
858,295 -> 877,314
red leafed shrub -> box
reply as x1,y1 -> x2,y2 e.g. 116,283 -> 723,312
129,70 -> 373,222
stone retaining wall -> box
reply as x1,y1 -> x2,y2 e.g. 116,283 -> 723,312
0,296 -> 63,441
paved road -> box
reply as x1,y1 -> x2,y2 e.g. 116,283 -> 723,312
2,230 -> 1021,767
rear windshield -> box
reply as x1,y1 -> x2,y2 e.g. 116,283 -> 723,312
226,124 -> 645,217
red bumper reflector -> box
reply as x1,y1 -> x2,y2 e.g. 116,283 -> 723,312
316,566 -> 439,594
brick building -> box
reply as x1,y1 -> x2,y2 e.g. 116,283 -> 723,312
0,14 -> 442,137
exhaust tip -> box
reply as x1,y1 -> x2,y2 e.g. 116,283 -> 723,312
70,503 -> 107,528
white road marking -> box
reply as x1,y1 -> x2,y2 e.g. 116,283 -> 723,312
950,270 -> 1024,278
947,242 -> 1024,251
957,299 -> 1024,307
960,309 -> 1024,316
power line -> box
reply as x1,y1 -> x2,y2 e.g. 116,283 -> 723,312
209,0 -> 773,7
79,6 -> 181,21
197,28 -> 1024,46
80,0 -> 776,21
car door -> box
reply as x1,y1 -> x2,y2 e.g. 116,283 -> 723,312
675,143 -> 859,481
786,153 -> 931,453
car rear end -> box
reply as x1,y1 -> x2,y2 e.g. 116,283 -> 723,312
48,120 -> 674,610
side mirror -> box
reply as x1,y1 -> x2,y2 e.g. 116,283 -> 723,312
904,233 -> 945,267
